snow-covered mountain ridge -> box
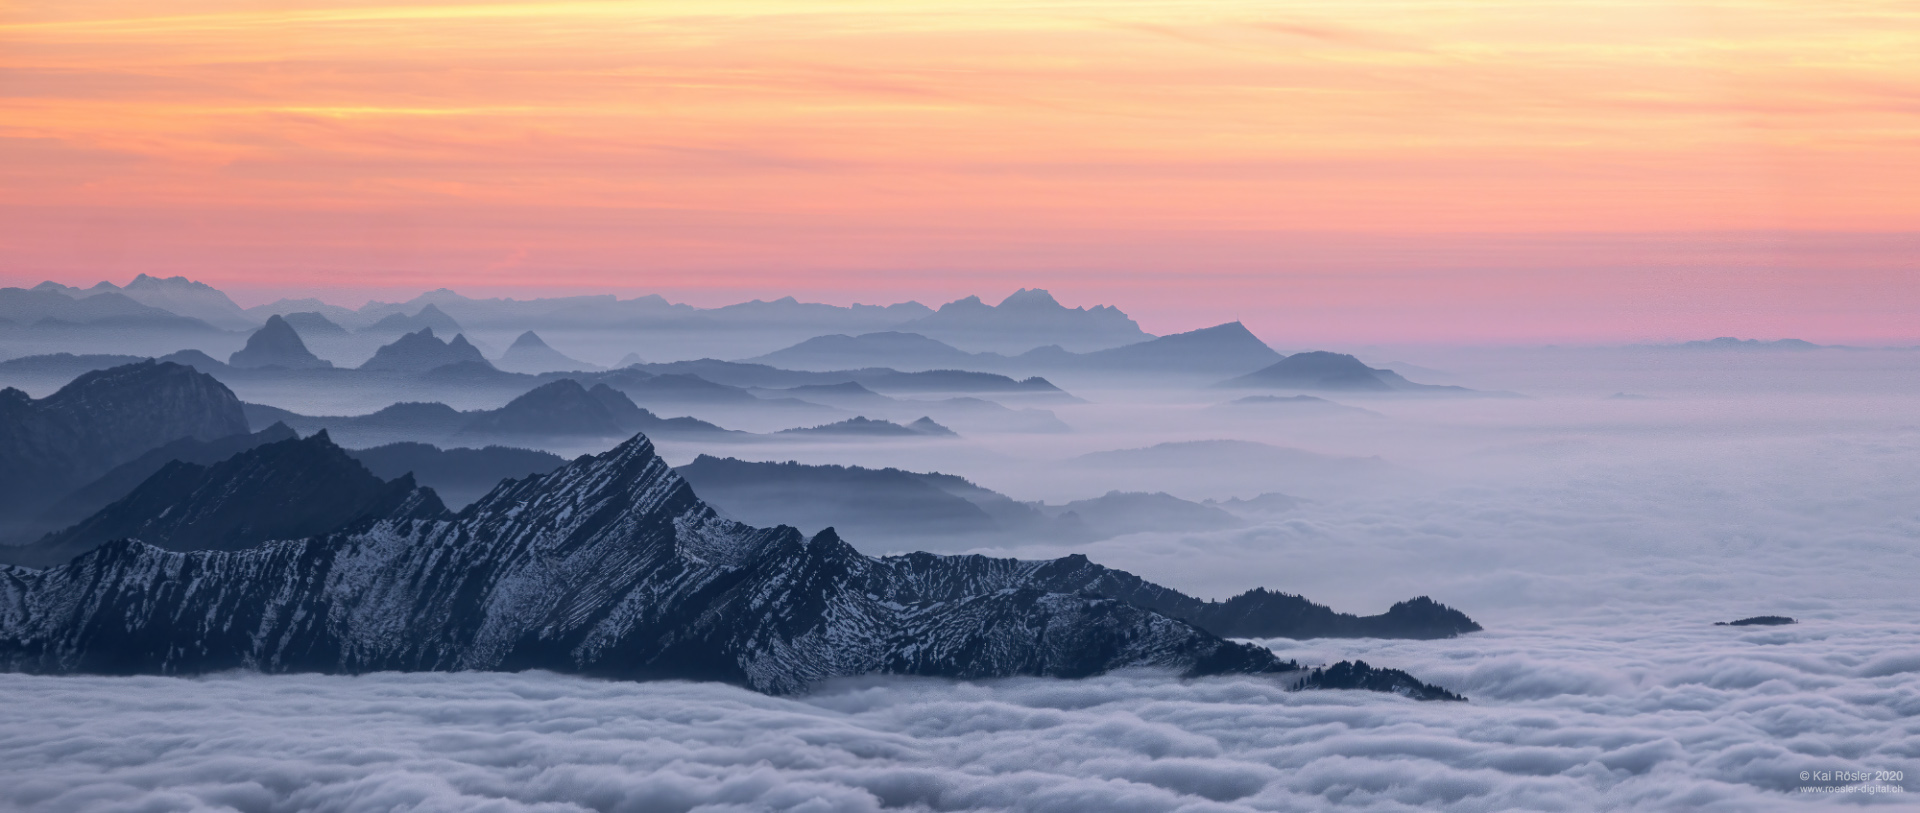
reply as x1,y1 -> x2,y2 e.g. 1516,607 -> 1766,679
0,433 -> 1462,700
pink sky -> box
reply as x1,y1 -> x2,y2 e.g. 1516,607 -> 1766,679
4,0 -> 1917,344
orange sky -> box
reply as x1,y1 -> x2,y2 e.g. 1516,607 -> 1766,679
3,0 -> 1917,342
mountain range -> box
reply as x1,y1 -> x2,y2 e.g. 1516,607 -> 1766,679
745,321 -> 1284,379
243,379 -> 737,447
0,431 -> 1465,700
0,361 -> 249,526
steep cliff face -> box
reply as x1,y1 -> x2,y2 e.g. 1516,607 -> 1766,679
0,361 -> 250,519
0,433 -> 1463,700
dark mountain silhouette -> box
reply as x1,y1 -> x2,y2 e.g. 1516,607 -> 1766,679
0,361 -> 250,521
33,423 -> 301,532
244,380 -> 736,445
0,353 -> 145,380
458,380 -> 638,437
495,331 -> 603,374
13,431 -> 445,567
899,289 -> 1150,353
1292,660 -> 1464,700
1716,616 -> 1797,626
357,327 -> 491,373
359,304 -> 464,336
246,401 -> 464,434
347,442 -> 566,509
280,311 -> 349,337
1022,322 -> 1283,377
1220,351 -> 1476,393
228,315 -> 333,370
0,432 -> 1462,699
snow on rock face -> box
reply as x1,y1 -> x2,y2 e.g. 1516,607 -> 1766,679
0,433 -> 1456,699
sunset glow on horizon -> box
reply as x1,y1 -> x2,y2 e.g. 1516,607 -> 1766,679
4,0 -> 1917,343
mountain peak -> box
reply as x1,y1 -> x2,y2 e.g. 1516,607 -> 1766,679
509,331 -> 549,350
229,314 -> 332,370
998,288 -> 1063,309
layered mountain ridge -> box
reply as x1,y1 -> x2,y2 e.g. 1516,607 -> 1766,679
0,432 -> 1464,700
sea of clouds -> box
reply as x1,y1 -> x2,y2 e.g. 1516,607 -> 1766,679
4,349 -> 1919,811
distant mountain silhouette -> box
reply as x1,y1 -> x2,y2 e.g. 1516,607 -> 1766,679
1220,351 -> 1477,393
12,431 -> 445,567
347,442 -> 567,509
228,315 -> 333,369
357,327 -> 491,373
752,381 -> 896,408
0,361 -> 250,522
1020,322 -> 1283,377
1045,491 -> 1242,538
1666,337 -> 1828,351
495,331 -> 603,373
860,369 -> 1068,396
458,380 -> 642,438
1210,492 -> 1306,514
899,288 -> 1150,353
1,287 -> 215,331
244,380 -> 737,445
116,274 -> 257,330
678,458 -> 1262,548
359,304 -> 464,336
676,456 -> 1004,538
907,417 -> 958,436
747,331 -> 991,372
28,275 -> 253,330
776,416 -> 955,438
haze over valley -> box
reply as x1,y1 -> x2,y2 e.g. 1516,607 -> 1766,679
2,277 -> 1916,810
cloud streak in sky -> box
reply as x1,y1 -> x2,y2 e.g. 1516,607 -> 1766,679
3,0 -> 1918,341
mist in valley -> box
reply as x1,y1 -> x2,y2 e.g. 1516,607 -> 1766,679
2,282 -> 1916,810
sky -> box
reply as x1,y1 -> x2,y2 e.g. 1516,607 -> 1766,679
3,0 -> 1918,343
